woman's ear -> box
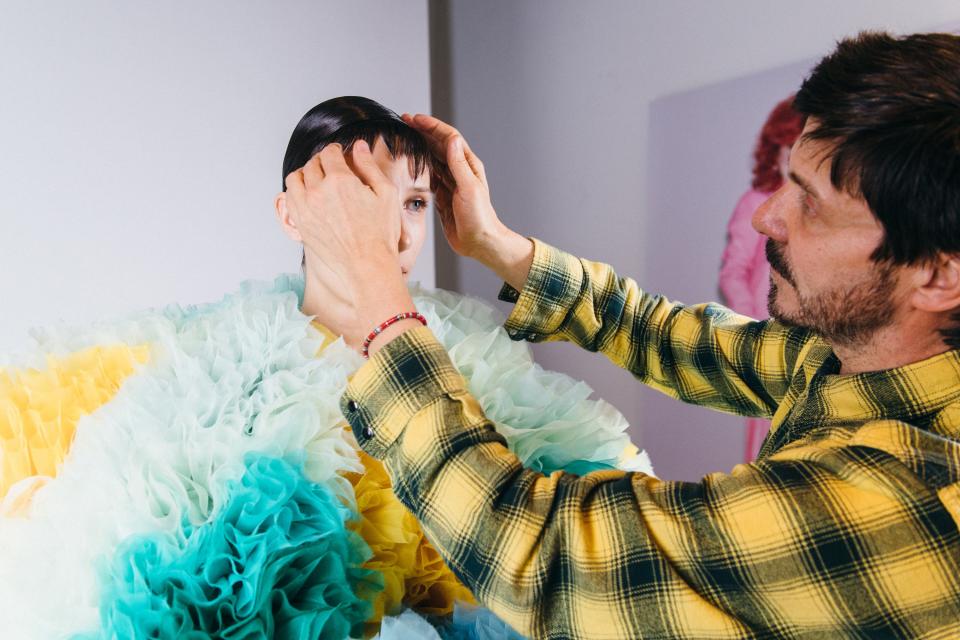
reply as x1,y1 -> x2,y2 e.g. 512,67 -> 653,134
274,192 -> 303,242
911,254 -> 960,314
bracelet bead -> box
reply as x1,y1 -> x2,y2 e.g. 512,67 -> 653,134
361,311 -> 427,358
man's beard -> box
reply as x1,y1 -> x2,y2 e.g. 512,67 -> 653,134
765,239 -> 897,347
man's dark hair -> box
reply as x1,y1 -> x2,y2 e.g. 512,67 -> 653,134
794,31 -> 960,347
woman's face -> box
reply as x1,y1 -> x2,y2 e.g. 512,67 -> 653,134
275,136 -> 431,281
365,138 -> 432,280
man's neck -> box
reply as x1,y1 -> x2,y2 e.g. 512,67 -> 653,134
832,321 -> 950,375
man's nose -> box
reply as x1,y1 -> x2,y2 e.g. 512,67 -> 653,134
752,189 -> 788,243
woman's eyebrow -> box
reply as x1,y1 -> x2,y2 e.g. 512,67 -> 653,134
409,186 -> 432,195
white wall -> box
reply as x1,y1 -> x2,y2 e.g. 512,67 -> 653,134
440,0 -> 960,480
0,1 -> 433,356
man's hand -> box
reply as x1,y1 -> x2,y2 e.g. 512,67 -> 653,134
401,114 -> 501,259
284,141 -> 416,352
403,113 -> 535,292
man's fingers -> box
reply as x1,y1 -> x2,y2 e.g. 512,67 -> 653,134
407,113 -> 461,159
446,135 -> 483,188
408,113 -> 486,184
301,153 -> 325,189
317,143 -> 352,177
463,144 -> 486,182
284,168 -> 306,217
350,139 -> 394,196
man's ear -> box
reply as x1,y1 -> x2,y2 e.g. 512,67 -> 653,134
911,253 -> 960,314
274,192 -> 303,242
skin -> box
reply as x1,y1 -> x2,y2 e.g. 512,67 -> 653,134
286,114 -> 959,374
752,118 -> 960,374
275,137 -> 431,349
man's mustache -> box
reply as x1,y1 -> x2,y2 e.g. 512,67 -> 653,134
765,239 -> 796,287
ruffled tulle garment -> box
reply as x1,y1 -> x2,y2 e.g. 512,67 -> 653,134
0,276 -> 652,639
0,345 -> 149,515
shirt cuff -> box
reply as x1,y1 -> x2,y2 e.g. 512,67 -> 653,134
497,237 -> 585,342
340,325 -> 468,459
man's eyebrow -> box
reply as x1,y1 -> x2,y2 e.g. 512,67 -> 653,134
789,170 -> 821,200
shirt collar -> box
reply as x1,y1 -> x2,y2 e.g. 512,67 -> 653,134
809,346 -> 960,428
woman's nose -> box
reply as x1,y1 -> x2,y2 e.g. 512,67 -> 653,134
398,217 -> 411,252
752,189 -> 788,243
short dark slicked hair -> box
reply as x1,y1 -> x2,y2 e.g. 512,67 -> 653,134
282,96 -> 433,192
280,96 -> 434,269
794,31 -> 960,347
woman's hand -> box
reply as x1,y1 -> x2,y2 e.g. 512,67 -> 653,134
284,141 -> 416,351
404,113 -> 534,292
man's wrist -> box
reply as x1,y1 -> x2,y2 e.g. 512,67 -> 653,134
364,318 -> 424,357
347,278 -> 418,352
471,226 -> 535,293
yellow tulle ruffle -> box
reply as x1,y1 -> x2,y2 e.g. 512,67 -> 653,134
0,345 -> 149,508
346,449 -> 476,631
309,320 -> 475,626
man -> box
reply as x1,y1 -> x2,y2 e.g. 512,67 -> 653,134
284,32 -> 960,638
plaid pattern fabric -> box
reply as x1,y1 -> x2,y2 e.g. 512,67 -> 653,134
342,238 -> 960,639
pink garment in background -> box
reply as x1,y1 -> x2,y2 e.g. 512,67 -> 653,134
719,188 -> 774,462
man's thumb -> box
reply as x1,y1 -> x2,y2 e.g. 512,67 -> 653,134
447,136 -> 472,186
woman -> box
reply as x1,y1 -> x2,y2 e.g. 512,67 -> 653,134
0,97 -> 650,639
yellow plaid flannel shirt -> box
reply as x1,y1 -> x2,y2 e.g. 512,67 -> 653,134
340,238 -> 960,639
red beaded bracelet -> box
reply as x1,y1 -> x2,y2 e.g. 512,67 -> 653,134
361,312 -> 428,359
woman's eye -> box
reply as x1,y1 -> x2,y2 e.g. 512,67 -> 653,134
406,198 -> 428,213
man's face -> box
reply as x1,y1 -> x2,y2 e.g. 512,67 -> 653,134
752,119 -> 903,346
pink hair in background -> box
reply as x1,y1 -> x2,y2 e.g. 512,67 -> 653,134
719,95 -> 804,461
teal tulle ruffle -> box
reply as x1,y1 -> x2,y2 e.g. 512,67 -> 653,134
91,454 -> 380,639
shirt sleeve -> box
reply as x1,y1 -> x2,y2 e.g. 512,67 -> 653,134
499,237 -> 815,418
342,329 -> 960,639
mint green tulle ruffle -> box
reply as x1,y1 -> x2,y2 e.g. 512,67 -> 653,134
1,274 -> 651,639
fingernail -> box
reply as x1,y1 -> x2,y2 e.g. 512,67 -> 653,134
453,137 -> 462,154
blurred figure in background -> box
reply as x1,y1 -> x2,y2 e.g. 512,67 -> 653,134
719,95 -> 804,461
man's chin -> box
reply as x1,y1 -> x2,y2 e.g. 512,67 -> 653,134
769,308 -> 805,329
767,282 -> 805,328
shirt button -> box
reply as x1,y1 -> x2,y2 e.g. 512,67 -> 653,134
347,400 -> 358,412
362,426 -> 375,438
